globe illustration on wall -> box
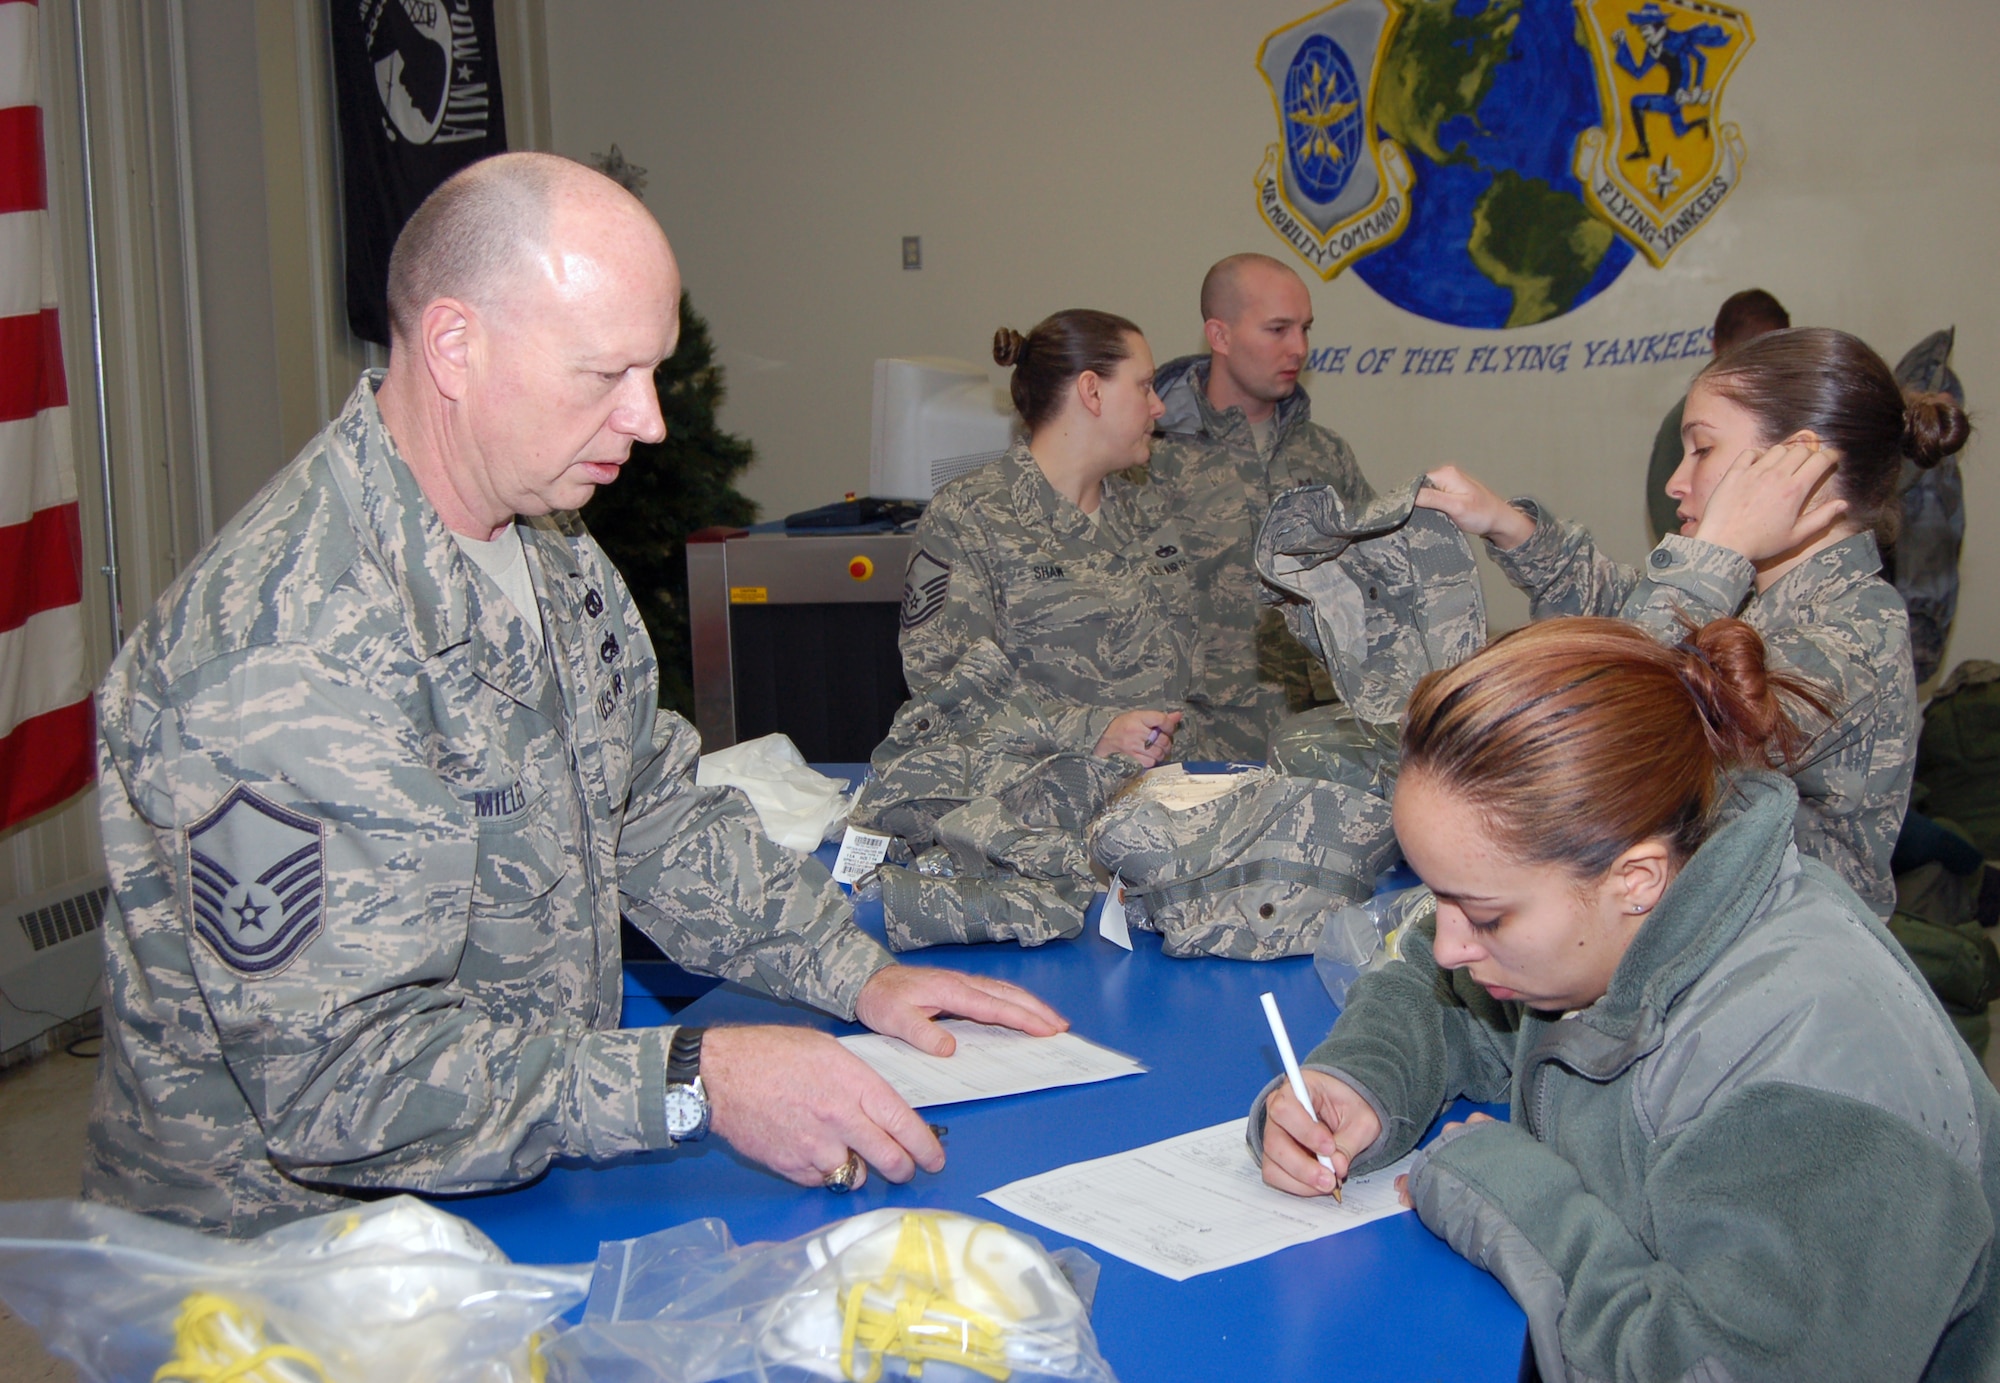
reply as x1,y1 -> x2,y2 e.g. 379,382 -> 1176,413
1285,35 -> 1367,203
1351,0 -> 1636,329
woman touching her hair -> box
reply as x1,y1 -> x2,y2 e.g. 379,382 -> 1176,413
1254,617 -> 2000,1382
898,310 -> 1203,765
1417,328 -> 1973,914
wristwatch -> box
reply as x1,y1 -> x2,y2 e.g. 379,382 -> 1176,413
663,1025 -> 710,1142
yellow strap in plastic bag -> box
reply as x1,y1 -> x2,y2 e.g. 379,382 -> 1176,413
838,1213 -> 1012,1382
153,1291 -> 332,1383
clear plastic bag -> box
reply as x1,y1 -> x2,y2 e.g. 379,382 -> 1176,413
542,1208 -> 1117,1383
1314,885 -> 1429,1008
0,1196 -> 591,1383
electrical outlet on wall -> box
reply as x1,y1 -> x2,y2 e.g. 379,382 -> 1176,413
901,236 -> 921,270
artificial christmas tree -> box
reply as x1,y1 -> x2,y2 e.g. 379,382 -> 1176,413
582,294 -> 758,719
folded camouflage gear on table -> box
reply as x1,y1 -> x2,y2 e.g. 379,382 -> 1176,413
872,766 -> 1122,951
1254,477 -> 1486,727
850,639 -> 1138,951
1088,766 -> 1399,960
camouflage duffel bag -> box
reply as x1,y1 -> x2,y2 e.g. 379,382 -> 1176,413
1087,766 -> 1399,961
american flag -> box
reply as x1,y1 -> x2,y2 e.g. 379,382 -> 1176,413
0,0 -> 92,830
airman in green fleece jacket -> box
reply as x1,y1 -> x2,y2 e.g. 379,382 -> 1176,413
1254,616 -> 2000,1383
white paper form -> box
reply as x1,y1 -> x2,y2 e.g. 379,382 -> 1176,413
982,1118 -> 1415,1281
838,1021 -> 1147,1109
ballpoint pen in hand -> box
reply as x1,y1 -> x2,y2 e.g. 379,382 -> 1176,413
1261,991 -> 1342,1201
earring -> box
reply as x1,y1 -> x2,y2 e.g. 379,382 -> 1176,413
1629,903 -> 1648,914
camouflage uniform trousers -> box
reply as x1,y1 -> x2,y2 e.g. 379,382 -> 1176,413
1075,481 -> 1485,961
1490,501 -> 1916,916
1256,477 -> 1487,850
852,638 -> 1137,951
1142,354 -> 1377,760
86,373 -> 893,1234
1254,479 -> 1486,729
1088,768 -> 1401,960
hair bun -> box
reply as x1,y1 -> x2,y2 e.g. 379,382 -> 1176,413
1675,618 -> 1824,765
1903,390 -> 1972,469
992,327 -> 1026,368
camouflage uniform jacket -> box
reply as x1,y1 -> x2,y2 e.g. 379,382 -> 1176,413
86,373 -> 894,1234
899,442 -> 1203,755
1144,355 -> 1376,759
1489,501 -> 1915,915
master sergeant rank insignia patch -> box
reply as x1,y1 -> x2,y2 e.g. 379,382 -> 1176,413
187,785 -> 327,977
900,549 -> 952,631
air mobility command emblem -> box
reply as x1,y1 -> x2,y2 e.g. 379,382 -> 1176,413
1254,0 -> 1413,281
1573,0 -> 1754,266
186,785 -> 326,977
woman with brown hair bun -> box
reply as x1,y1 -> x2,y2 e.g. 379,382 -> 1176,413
1418,327 -> 1973,916
1253,616 -> 2000,1382
898,309 -> 1204,763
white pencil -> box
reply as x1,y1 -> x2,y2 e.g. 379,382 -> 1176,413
1260,990 -> 1341,1201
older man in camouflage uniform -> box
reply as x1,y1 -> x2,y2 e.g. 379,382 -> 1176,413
1146,253 -> 1376,760
85,154 -> 1062,1234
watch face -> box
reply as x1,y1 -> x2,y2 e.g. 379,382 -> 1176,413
664,1081 -> 708,1139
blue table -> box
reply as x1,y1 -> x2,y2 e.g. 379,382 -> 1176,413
453,778 -> 1528,1382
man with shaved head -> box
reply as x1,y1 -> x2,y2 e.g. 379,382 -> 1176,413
1148,253 -> 1376,759
86,154 -> 1064,1233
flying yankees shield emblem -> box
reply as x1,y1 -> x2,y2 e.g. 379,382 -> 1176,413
1254,0 -> 1412,281
1573,0 -> 1754,266
187,785 -> 326,977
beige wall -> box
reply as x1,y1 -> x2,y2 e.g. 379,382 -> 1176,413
543,0 -> 1998,665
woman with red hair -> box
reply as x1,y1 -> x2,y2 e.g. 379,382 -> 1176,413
1255,616 -> 2000,1381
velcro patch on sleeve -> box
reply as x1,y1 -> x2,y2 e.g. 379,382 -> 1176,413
899,549 -> 952,631
186,785 -> 327,977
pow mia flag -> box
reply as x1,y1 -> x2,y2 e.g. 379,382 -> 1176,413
330,0 -> 507,344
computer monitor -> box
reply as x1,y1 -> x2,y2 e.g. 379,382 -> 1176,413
869,357 -> 1017,499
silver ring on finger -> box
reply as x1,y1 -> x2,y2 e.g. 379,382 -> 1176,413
822,1149 -> 863,1193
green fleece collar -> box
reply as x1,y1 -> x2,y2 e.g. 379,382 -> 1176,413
1523,772 -> 1800,1083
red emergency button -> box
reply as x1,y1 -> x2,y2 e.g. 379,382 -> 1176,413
848,555 -> 875,581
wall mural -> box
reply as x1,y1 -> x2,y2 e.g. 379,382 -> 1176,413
1254,0 -> 1753,330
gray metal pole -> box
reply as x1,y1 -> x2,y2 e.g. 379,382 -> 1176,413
68,0 -> 123,653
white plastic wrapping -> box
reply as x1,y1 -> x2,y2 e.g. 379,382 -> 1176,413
542,1209 -> 1116,1383
696,734 -> 853,851
0,1196 -> 591,1383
